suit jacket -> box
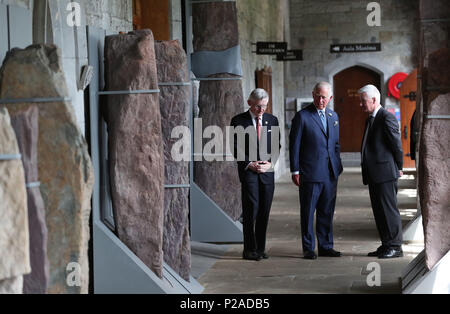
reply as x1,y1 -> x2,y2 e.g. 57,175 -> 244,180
289,104 -> 343,182
230,111 -> 280,184
361,107 -> 403,185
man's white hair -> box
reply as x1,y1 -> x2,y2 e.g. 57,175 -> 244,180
248,88 -> 269,101
313,82 -> 332,96
358,84 -> 380,104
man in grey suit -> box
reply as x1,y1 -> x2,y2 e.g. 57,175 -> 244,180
359,84 -> 404,259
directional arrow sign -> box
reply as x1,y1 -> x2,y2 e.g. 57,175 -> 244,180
330,43 -> 381,53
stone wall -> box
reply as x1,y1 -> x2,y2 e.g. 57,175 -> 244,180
0,0 -> 31,9
84,0 -> 132,32
287,0 -> 418,110
236,0 -> 289,178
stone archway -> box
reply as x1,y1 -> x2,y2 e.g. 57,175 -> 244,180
325,57 -> 386,109
333,65 -> 381,153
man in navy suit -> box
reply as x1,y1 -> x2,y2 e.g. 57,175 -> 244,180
230,88 -> 280,261
289,82 -> 343,259
359,84 -> 404,259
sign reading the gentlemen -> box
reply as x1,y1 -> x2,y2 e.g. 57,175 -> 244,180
277,49 -> 303,61
330,43 -> 381,53
256,42 -> 287,55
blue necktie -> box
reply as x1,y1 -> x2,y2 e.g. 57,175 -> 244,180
319,111 -> 327,131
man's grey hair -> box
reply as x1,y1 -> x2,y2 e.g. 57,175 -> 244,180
248,88 -> 269,101
313,82 -> 332,96
358,84 -> 380,104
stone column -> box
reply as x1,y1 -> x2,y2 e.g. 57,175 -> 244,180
155,39 -> 191,282
192,2 -> 243,221
0,45 -> 94,294
0,108 -> 30,294
10,106 -> 49,294
104,30 -> 165,279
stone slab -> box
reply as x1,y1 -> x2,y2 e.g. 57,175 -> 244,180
155,39 -> 191,282
0,44 -> 94,294
104,30 -> 165,279
419,93 -> 450,270
0,107 -> 30,289
10,106 -> 49,294
192,2 -> 244,221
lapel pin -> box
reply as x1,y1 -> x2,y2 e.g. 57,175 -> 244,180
328,113 -> 333,117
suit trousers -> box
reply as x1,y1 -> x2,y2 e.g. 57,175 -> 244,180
241,179 -> 275,254
299,178 -> 338,252
368,180 -> 403,248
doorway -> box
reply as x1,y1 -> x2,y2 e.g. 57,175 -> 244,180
333,66 -> 381,152
399,69 -> 417,169
132,0 -> 169,40
256,66 -> 273,114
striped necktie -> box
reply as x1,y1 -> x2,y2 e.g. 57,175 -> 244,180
256,116 -> 261,140
319,110 -> 327,131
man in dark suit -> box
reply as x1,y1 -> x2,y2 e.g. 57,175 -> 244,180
230,88 -> 280,261
289,82 -> 343,260
358,84 -> 404,259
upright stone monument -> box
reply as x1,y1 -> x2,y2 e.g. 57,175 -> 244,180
155,40 -> 191,282
0,45 -> 94,294
419,48 -> 450,270
10,106 -> 49,294
0,108 -> 30,294
192,2 -> 243,221
104,30 -> 165,279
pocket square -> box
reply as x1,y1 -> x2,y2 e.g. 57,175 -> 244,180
268,130 -> 272,133
334,121 -> 338,126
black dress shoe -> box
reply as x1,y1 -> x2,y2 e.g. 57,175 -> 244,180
243,251 -> 261,261
303,250 -> 317,260
368,246 -> 387,257
378,248 -> 403,259
257,252 -> 269,259
318,248 -> 342,257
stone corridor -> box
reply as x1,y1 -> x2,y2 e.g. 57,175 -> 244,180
192,168 -> 423,294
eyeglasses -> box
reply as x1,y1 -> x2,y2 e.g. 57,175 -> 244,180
255,105 -> 268,110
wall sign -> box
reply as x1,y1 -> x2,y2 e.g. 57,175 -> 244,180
277,49 -> 303,61
330,43 -> 381,53
256,42 -> 287,55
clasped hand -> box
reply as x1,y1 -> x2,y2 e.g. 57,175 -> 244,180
249,161 -> 272,173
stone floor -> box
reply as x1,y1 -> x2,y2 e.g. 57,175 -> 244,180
191,168 -> 423,294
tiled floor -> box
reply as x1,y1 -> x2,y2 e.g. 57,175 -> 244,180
192,168 -> 423,294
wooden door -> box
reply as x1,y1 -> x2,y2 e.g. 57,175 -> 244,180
256,67 -> 273,114
333,66 -> 381,152
133,0 -> 170,40
399,69 -> 417,169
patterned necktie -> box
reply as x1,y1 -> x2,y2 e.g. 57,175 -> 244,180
319,110 -> 327,131
256,117 -> 261,140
